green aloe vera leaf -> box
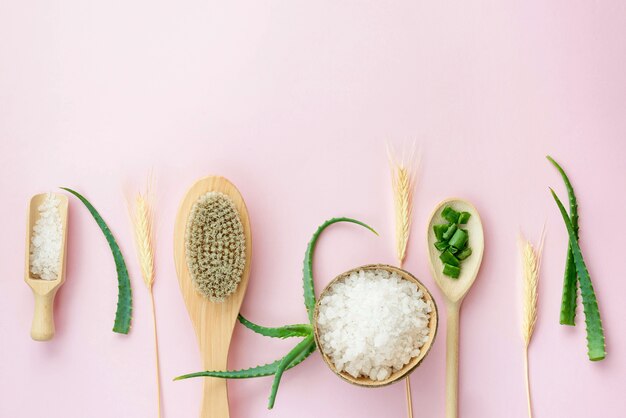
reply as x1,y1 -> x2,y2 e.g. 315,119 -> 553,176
547,156 -> 580,326
267,335 -> 314,409
238,314 -> 312,339
551,189 -> 606,361
61,187 -> 132,334
303,217 -> 377,323
174,336 -> 316,381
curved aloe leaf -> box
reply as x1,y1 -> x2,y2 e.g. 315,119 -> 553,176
303,218 -> 377,323
238,314 -> 312,339
61,187 -> 132,334
547,156 -> 580,325
267,335 -> 314,409
174,336 -> 316,381
551,189 -> 606,360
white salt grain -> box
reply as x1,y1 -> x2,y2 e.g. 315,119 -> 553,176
317,269 -> 432,381
29,193 -> 63,280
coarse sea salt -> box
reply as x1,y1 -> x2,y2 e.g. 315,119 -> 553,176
30,193 -> 63,281
317,269 -> 432,381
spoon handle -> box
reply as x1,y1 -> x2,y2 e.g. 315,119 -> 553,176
445,301 -> 460,418
31,291 -> 57,341
200,378 -> 229,418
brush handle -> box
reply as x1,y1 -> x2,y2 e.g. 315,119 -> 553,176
200,377 -> 229,418
31,291 -> 57,341
445,301 -> 461,418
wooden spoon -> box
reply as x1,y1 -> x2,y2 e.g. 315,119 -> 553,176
24,193 -> 69,341
174,176 -> 252,418
426,198 -> 484,418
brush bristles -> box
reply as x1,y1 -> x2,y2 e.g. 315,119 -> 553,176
388,143 -> 418,265
520,237 -> 541,346
132,193 -> 155,289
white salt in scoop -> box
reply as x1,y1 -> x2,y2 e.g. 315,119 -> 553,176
313,264 -> 438,387
24,192 -> 69,341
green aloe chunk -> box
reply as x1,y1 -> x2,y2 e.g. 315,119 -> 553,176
61,187 -> 132,334
443,263 -> 461,278
434,224 -> 448,241
440,250 -> 460,267
551,189 -> 606,361
238,314 -> 312,339
448,228 -> 468,249
434,241 -> 449,252
442,206 -> 460,223
303,217 -> 377,323
458,212 -> 471,224
547,156 -> 579,326
443,224 -> 458,241
457,247 -> 472,260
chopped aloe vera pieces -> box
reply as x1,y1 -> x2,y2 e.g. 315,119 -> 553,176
448,246 -> 459,254
434,224 -> 448,241
440,250 -> 460,267
442,206 -> 460,223
443,263 -> 460,278
457,247 -> 472,260
434,241 -> 449,252
458,212 -> 471,224
449,228 -> 468,249
443,224 -> 457,241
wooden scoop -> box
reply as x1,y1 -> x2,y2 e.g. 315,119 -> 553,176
174,176 -> 252,418
426,198 -> 484,418
24,193 -> 69,341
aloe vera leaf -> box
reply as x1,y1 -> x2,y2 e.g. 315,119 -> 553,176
174,336 -> 316,381
303,217 -> 377,323
547,156 -> 579,326
550,189 -> 606,360
238,314 -> 312,339
267,335 -> 314,409
61,187 -> 132,334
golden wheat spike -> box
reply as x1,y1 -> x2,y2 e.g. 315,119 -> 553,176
129,179 -> 162,418
519,229 -> 544,418
387,142 -> 419,265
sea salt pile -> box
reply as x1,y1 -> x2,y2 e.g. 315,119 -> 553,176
317,269 -> 432,381
29,193 -> 63,280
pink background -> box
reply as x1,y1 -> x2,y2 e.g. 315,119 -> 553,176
1,1 -> 625,417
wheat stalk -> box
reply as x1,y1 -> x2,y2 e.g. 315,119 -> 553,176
519,229 -> 544,418
387,142 -> 419,265
129,181 -> 162,418
387,142 -> 419,418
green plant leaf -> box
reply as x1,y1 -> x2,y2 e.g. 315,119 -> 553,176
174,336 -> 317,381
61,187 -> 132,334
302,217 -> 377,323
238,314 -> 312,339
267,335 -> 314,409
551,189 -> 606,361
547,156 -> 580,326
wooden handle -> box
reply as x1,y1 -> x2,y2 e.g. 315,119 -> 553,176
446,302 -> 460,418
200,378 -> 229,418
31,291 -> 56,341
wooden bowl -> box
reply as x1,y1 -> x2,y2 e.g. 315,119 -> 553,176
313,264 -> 438,387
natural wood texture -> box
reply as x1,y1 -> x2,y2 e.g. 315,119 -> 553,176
24,193 -> 69,341
426,198 -> 484,418
174,176 -> 251,418
313,264 -> 438,388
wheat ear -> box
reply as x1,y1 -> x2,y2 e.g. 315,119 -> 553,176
387,142 -> 419,418
387,142 -> 419,265
520,229 -> 544,418
130,184 -> 162,418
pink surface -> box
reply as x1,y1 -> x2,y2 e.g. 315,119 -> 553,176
1,1 -> 625,417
